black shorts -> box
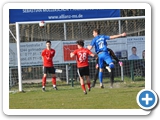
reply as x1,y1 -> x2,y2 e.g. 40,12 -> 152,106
43,66 -> 55,74
77,66 -> 89,77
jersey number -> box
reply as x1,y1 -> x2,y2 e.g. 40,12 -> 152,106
79,53 -> 87,62
98,41 -> 104,49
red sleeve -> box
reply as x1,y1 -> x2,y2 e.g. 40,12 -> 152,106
73,49 -> 77,55
41,49 -> 45,56
87,49 -> 92,55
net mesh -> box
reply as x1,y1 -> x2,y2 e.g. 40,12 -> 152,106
9,17 -> 145,88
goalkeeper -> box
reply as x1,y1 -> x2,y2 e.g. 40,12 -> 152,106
91,48 -> 123,88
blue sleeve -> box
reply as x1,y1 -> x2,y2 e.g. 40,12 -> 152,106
90,38 -> 95,46
104,35 -> 110,40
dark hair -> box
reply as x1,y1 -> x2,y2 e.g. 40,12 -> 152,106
132,46 -> 137,50
93,28 -> 100,34
76,40 -> 84,47
46,40 -> 51,44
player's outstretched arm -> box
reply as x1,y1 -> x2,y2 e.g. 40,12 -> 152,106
70,52 -> 75,58
110,32 -> 126,39
90,53 -> 98,59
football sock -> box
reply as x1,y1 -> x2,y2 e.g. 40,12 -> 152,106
52,77 -> 56,86
87,82 -> 90,89
110,68 -> 115,86
42,76 -> 46,87
81,84 -> 86,91
94,68 -> 99,83
99,71 -> 103,83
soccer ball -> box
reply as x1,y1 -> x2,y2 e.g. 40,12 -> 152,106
39,21 -> 45,28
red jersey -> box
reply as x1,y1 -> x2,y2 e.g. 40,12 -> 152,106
41,48 -> 55,67
73,47 -> 92,68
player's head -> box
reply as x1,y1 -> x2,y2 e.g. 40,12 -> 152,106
46,40 -> 51,49
76,40 -> 84,48
131,46 -> 137,55
93,28 -> 100,37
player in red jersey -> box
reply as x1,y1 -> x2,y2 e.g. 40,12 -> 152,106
70,40 -> 96,94
41,40 -> 57,91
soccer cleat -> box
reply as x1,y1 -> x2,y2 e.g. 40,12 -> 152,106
110,84 -> 113,88
42,87 -> 46,92
53,86 -> 58,90
100,83 -> 104,88
84,91 -> 87,95
100,85 -> 104,89
106,66 -> 111,72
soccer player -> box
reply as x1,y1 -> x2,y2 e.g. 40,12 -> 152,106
87,28 -> 126,88
91,47 -> 123,88
41,40 -> 57,92
70,40 -> 96,94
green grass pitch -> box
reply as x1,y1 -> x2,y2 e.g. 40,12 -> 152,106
9,78 -> 144,109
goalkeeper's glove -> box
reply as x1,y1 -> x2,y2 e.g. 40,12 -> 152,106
96,64 -> 99,69
119,61 -> 123,66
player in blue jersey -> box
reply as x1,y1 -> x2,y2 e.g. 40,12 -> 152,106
87,28 -> 126,88
91,48 -> 123,88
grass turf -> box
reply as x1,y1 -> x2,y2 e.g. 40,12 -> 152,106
9,78 -> 144,109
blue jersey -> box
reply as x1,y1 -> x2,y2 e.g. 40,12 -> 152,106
90,35 -> 110,53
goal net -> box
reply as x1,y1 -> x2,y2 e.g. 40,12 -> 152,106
9,16 -> 145,91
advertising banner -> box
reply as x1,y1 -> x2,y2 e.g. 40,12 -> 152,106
9,36 -> 145,67
9,9 -> 120,23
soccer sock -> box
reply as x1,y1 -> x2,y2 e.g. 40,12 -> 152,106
99,72 -> 103,84
87,82 -> 90,89
94,68 -> 99,83
110,68 -> 115,86
52,77 -> 56,86
42,76 -> 46,87
81,84 -> 86,91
